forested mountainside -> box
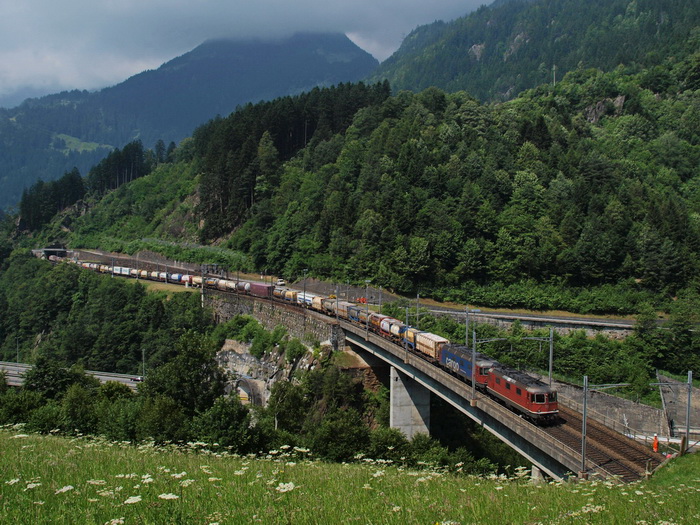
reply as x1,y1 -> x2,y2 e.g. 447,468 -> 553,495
17,44 -> 700,315
0,33 -> 378,210
370,0 -> 700,102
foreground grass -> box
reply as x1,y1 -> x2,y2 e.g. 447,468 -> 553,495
1,429 -> 698,524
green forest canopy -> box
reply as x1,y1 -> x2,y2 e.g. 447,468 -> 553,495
10,54 -> 700,315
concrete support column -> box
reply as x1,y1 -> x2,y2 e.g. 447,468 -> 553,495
531,465 -> 545,485
389,367 -> 430,439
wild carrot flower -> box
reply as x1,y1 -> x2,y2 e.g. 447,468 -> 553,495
275,482 -> 296,493
87,479 -> 107,485
124,495 -> 142,504
158,493 -> 179,500
55,485 -> 74,494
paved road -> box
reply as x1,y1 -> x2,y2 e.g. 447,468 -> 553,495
0,361 -> 141,391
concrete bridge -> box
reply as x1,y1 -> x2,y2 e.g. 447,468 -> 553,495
206,290 -> 670,481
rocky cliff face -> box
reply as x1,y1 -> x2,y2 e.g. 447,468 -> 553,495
217,338 -> 330,406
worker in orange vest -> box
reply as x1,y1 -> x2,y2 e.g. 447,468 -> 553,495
653,433 -> 659,453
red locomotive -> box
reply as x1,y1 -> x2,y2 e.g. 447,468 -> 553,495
486,364 -> 558,423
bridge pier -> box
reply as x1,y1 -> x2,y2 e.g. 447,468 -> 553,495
390,367 -> 431,439
531,465 -> 545,485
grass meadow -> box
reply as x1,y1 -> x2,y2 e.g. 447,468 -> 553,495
1,427 -> 698,524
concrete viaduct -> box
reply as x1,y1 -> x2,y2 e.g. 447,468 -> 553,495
207,290 -> 661,481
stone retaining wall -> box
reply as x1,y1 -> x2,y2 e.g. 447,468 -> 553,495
205,291 -> 344,349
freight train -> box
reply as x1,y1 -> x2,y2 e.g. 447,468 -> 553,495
53,256 -> 559,424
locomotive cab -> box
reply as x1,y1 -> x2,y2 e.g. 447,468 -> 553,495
524,384 -> 559,423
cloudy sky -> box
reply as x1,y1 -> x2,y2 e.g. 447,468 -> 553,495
0,0 -> 486,107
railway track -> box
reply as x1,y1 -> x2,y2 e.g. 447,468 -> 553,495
545,405 -> 664,482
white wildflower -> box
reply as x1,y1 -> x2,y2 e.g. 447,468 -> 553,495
87,479 -> 107,485
124,495 -> 142,504
25,482 -> 41,490
580,504 -> 604,514
180,479 -> 195,487
158,493 -> 179,500
275,482 -> 296,493
55,485 -> 74,494
171,471 -> 187,479
5,478 -> 20,485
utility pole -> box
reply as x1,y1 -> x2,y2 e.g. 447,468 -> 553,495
581,375 -> 588,478
581,378 -> 631,477
142,348 -> 146,378
365,279 -> 371,339
416,292 -> 420,328
200,265 -> 205,308
687,371 -> 693,454
465,308 -> 481,347
549,327 -> 554,386
404,306 -> 409,362
303,268 -> 308,333
522,329 -> 555,386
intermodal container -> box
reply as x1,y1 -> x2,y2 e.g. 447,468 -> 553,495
347,305 -> 362,322
415,332 -> 449,360
336,301 -> 353,320
249,282 -> 274,298
403,327 -> 423,349
312,296 -> 325,311
370,313 -> 389,331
